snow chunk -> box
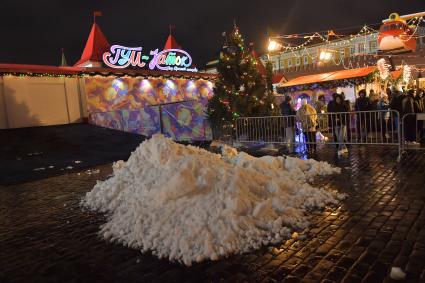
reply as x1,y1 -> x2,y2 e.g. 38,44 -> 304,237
82,134 -> 342,266
390,267 -> 406,280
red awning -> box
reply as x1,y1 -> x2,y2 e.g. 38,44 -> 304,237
280,66 -> 377,87
391,70 -> 402,79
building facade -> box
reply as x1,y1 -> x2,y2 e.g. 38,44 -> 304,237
267,27 -> 425,80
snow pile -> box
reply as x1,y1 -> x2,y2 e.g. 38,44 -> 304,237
82,135 -> 342,265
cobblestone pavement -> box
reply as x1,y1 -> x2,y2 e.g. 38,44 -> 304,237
1,144 -> 425,283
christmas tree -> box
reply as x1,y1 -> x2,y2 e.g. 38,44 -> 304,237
207,26 -> 276,129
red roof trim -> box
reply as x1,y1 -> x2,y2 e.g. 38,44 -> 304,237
0,63 -> 218,79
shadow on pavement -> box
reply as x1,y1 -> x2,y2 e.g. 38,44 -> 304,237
0,124 -> 145,185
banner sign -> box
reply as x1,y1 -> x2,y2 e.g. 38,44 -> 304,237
103,45 -> 198,72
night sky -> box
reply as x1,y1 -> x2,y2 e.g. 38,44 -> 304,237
0,0 -> 424,68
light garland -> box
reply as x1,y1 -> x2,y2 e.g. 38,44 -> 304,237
269,17 -> 425,71
0,71 -> 217,81
377,58 -> 390,80
403,65 -> 412,83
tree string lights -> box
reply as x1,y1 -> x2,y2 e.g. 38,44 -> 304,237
207,26 -> 277,127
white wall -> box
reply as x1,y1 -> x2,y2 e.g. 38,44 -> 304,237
0,77 -> 8,128
0,76 -> 86,129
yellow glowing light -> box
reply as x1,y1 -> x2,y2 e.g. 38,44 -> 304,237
268,40 -> 280,51
319,50 -> 332,61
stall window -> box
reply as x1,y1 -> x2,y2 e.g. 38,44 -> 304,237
303,56 -> 309,65
296,57 -> 301,66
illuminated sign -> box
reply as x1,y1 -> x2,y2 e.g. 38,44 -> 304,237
103,45 -> 198,72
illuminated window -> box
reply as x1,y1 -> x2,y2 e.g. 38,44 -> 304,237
288,59 -> 292,68
350,45 -> 356,56
303,56 -> 309,65
295,57 -> 301,66
369,41 -> 377,51
340,48 -> 345,58
358,43 -> 365,53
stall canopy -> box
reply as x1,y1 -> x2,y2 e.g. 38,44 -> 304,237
279,66 -> 376,87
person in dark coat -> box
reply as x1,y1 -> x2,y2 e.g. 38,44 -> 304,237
354,89 -> 370,141
414,91 -> 424,113
340,92 -> 352,141
403,89 -> 416,142
327,93 -> 338,148
413,90 -> 424,139
390,89 -> 405,133
377,94 -> 390,140
390,90 -> 405,114
328,94 -> 349,155
280,95 -> 296,153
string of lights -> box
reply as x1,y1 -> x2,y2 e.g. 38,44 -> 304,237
268,17 -> 424,54
0,72 -> 217,81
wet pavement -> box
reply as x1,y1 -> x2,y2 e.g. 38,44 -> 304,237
1,124 -> 425,283
0,124 -> 145,185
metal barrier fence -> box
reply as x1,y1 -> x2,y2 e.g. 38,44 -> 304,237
401,113 -> 425,152
235,110 -> 402,160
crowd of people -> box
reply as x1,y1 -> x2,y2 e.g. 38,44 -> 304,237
280,87 -> 425,156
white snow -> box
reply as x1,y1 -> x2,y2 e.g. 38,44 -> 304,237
82,134 -> 342,266
390,267 -> 406,280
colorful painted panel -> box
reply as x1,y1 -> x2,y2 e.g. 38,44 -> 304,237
89,111 -> 124,131
161,99 -> 212,141
121,107 -> 161,137
85,77 -> 214,113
